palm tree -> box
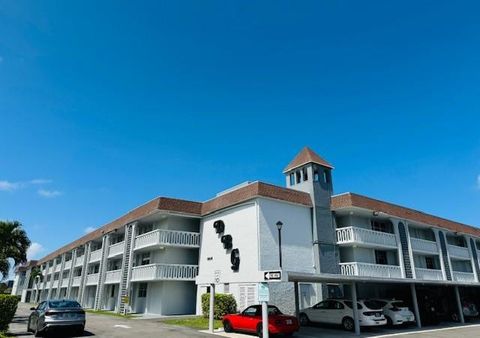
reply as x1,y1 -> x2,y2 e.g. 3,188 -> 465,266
29,266 -> 43,303
0,220 -> 31,281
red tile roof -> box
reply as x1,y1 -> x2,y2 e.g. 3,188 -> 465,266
283,147 -> 334,172
37,182 -> 312,264
331,192 -> 480,237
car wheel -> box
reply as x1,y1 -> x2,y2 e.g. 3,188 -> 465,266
386,316 -> 393,327
74,326 -> 85,336
256,323 -> 265,337
342,317 -> 354,331
223,320 -> 233,333
299,313 -> 310,326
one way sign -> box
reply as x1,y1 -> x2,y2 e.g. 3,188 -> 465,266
264,270 -> 282,281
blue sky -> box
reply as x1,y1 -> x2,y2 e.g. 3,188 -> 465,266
1,1 -> 480,266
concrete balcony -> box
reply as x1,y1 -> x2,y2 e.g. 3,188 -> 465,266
86,273 -> 100,285
452,271 -> 476,283
52,280 -> 59,288
448,245 -> 470,260
55,265 -> 61,273
105,270 -> 122,284
336,226 -> 397,249
72,276 -> 82,287
108,241 -> 125,258
64,260 -> 72,270
75,255 -> 85,267
130,263 -> 198,282
415,268 -> 444,281
340,262 -> 402,279
134,229 -> 201,251
89,249 -> 102,263
411,238 -> 439,254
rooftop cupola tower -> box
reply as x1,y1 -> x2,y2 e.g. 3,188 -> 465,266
284,147 -> 339,279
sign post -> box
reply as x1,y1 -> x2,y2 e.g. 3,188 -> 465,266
209,284 -> 215,333
258,283 -> 270,338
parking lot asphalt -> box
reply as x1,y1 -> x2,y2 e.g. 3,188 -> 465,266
8,303 -> 480,338
8,303 -> 213,338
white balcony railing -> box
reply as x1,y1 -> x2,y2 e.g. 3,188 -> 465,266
61,278 -> 69,287
340,262 -> 402,279
89,249 -> 102,263
448,245 -> 470,260
134,229 -> 201,250
131,263 -> 198,282
410,238 -> 439,254
415,268 -> 444,281
336,226 -> 397,249
108,241 -> 125,258
105,270 -> 122,284
86,273 -> 100,285
75,255 -> 85,267
452,271 -> 476,283
55,265 -> 61,273
64,260 -> 72,270
72,276 -> 82,287
52,280 -> 59,288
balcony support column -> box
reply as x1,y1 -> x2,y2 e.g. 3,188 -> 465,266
208,284 -> 215,333
433,230 -> 447,280
94,234 -> 110,310
410,284 -> 421,328
391,219 -> 406,278
79,243 -> 92,307
465,237 -> 479,282
294,282 -> 300,319
351,282 -> 360,335
66,249 -> 77,299
57,253 -> 66,297
454,286 -> 465,324
47,259 -> 57,300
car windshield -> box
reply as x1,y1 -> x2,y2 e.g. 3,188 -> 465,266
363,300 -> 384,310
268,306 -> 282,315
49,300 -> 81,309
344,301 -> 362,310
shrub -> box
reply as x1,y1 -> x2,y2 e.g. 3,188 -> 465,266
201,293 -> 237,320
0,294 -> 19,333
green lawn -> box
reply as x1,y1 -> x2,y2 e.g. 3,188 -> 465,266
163,317 -> 222,330
85,309 -> 133,319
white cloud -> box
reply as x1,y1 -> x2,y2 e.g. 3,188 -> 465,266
0,180 -> 20,191
37,189 -> 62,198
27,242 -> 45,260
30,179 -> 52,185
84,226 -> 96,234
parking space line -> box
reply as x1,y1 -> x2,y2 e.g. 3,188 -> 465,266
371,324 -> 480,337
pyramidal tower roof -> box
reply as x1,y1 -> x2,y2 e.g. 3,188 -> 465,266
283,147 -> 334,173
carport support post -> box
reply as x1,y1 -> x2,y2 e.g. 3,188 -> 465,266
294,282 -> 300,318
262,300 -> 269,338
351,282 -> 360,335
454,286 -> 465,324
209,284 -> 215,333
410,284 -> 421,328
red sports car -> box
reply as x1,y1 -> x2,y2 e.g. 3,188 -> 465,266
223,304 -> 299,337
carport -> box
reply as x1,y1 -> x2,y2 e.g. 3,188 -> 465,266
286,271 -> 474,335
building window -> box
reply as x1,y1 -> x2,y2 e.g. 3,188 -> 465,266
371,220 -> 388,233
323,170 -> 330,184
425,257 -> 435,270
140,253 -> 150,266
375,250 -> 388,265
138,283 -> 147,298
296,171 -> 301,184
302,167 -> 308,181
289,173 -> 295,186
313,167 -> 319,182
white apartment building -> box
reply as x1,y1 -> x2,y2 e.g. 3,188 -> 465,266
13,147 -> 480,325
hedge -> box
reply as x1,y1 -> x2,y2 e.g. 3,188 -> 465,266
0,294 -> 19,333
201,293 -> 237,320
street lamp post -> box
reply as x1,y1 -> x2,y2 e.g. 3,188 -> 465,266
276,221 -> 283,268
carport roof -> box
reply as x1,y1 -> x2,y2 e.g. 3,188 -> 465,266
286,271 -> 480,287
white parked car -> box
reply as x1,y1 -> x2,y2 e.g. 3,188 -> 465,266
299,299 -> 387,331
372,299 -> 415,326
